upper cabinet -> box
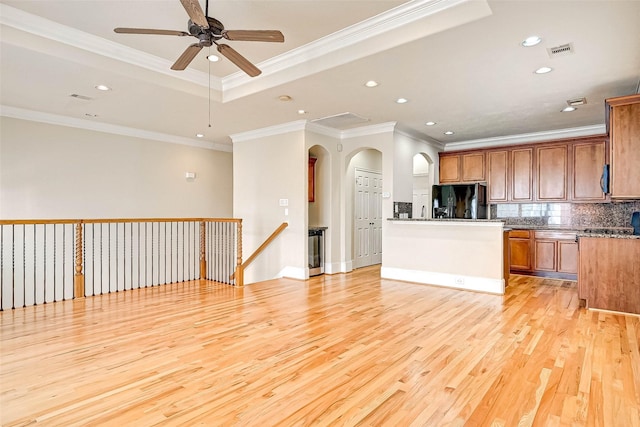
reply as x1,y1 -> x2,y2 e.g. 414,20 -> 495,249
438,152 -> 484,184
606,94 -> 640,199
511,148 -> 534,202
572,139 -> 607,201
536,144 -> 568,201
444,135 -> 607,203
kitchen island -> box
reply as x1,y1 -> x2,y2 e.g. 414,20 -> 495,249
382,219 -> 508,295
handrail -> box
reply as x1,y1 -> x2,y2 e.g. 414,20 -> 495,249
234,222 -> 288,286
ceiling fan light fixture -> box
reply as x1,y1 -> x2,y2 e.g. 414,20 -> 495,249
522,36 -> 542,47
206,54 -> 220,62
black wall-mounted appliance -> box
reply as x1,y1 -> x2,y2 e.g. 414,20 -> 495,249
432,183 -> 487,219
632,211 -> 640,235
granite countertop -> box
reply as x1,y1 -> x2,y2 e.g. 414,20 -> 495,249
387,218 -> 505,223
576,231 -> 640,240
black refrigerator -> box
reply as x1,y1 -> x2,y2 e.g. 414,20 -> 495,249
432,183 -> 488,219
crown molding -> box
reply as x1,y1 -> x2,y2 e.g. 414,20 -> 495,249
230,120 -> 309,143
341,122 -> 398,139
0,3 -> 220,92
395,129 -> 445,150
0,105 -> 231,152
443,124 -> 607,151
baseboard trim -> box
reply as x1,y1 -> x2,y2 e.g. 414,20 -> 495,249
380,267 -> 505,295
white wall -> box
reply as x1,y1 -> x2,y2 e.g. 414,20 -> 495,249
0,117 -> 233,219
233,129 -> 307,284
393,132 -> 439,202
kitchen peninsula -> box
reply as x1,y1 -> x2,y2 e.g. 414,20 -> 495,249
382,219 -> 508,295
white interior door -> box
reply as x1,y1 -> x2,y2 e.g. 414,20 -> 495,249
355,169 -> 382,268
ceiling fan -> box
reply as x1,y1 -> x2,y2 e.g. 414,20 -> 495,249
114,0 -> 284,77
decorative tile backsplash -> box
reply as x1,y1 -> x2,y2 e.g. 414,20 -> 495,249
491,201 -> 640,228
393,202 -> 412,219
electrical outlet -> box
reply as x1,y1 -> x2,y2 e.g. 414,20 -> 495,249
454,277 -> 464,286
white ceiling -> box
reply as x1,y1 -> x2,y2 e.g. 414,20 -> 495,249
1,0 -> 639,150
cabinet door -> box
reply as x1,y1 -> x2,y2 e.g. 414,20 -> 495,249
487,150 -> 508,202
536,145 -> 568,201
558,241 -> 578,274
462,153 -> 485,182
534,240 -> 557,271
439,155 -> 460,183
610,103 -> 640,198
572,140 -> 606,201
509,238 -> 532,271
511,148 -> 533,201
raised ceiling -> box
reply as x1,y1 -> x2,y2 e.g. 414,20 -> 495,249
1,0 -> 639,150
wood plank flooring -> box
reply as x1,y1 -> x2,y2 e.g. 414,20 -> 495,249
1,266 -> 639,426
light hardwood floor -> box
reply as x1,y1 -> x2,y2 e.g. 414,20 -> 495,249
1,267 -> 639,426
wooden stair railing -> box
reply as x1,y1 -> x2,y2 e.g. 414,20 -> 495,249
234,222 -> 288,287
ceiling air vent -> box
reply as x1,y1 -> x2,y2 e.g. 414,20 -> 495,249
69,94 -> 93,101
547,43 -> 574,58
567,97 -> 587,107
312,112 -> 369,130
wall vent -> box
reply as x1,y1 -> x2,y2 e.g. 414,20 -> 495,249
547,43 -> 574,58
312,112 -> 369,130
69,94 -> 93,101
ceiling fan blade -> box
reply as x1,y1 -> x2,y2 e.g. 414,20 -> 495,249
114,28 -> 190,37
222,30 -> 284,43
217,44 -> 261,77
179,0 -> 209,28
171,43 -> 203,70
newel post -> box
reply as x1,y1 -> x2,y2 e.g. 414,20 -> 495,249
199,221 -> 207,279
236,220 -> 244,286
74,222 -> 85,298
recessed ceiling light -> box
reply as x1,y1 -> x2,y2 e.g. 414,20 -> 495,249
425,121 -> 436,126
534,66 -> 553,74
561,106 -> 577,112
444,131 -> 455,135
298,110 -> 307,115
522,36 -> 542,47
95,85 -> 111,91
365,80 -> 378,88
196,133 -> 204,138
396,98 -> 408,104
206,55 -> 219,62
278,95 -> 293,102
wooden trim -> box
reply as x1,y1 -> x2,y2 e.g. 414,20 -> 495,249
73,222 -> 85,298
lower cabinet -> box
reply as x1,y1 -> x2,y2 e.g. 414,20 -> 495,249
509,229 -> 577,278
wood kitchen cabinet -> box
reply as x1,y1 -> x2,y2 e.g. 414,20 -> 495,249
606,94 -> 640,199
511,148 -> 533,202
509,230 -> 532,272
571,139 -> 607,201
579,237 -> 640,315
487,150 -> 508,202
438,152 -> 485,183
509,229 -> 577,278
536,145 -> 568,201
533,231 -> 578,276
439,154 -> 460,183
